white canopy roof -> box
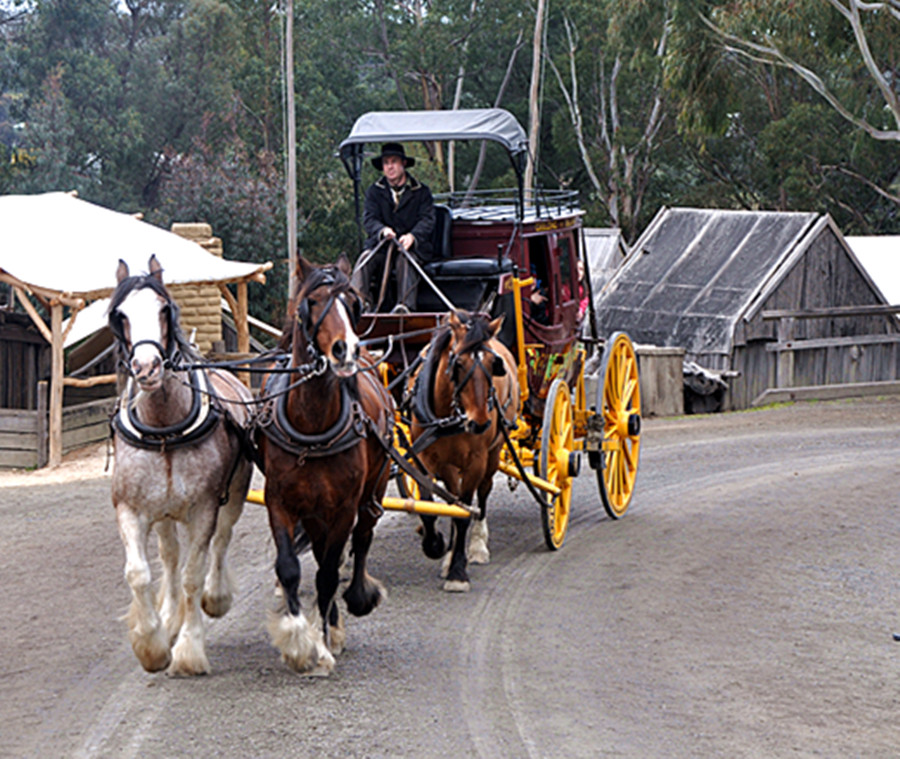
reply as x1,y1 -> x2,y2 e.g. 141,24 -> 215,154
339,108 -> 529,157
0,192 -> 270,300
844,236 -> 900,304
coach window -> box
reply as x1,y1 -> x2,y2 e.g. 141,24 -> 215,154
557,234 -> 576,303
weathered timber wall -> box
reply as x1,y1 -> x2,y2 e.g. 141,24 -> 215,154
637,345 -> 685,417
0,393 -> 116,469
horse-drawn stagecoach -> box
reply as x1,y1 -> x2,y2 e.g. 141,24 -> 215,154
336,108 -> 643,548
107,108 -> 642,676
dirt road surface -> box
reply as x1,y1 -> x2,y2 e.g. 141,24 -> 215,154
1,396 -> 898,758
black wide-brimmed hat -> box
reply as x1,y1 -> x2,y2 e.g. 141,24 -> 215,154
371,142 -> 415,170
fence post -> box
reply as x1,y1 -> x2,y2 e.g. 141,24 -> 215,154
776,316 -> 795,389
37,380 -> 49,468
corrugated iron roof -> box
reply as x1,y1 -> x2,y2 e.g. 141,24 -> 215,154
595,208 -> 820,354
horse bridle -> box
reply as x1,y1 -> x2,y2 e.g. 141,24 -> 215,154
295,268 -> 362,363
108,282 -> 181,376
446,343 -> 505,415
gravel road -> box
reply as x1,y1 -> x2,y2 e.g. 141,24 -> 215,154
1,396 -> 898,758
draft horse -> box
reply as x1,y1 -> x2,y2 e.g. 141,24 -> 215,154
108,256 -> 254,675
408,310 -> 519,592
257,255 -> 394,675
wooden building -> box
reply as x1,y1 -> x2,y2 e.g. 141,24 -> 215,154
594,208 -> 900,410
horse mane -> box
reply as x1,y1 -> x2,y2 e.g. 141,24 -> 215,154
451,310 -> 494,355
108,274 -> 203,363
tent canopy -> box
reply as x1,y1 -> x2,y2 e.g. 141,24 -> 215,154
0,192 -> 270,300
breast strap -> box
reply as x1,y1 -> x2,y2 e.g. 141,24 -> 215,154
111,369 -> 222,451
257,371 -> 368,464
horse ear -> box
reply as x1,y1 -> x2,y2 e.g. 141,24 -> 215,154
447,310 -> 466,339
488,314 -> 506,338
116,259 -> 129,284
148,255 -> 163,283
296,256 -> 314,284
336,252 -> 352,276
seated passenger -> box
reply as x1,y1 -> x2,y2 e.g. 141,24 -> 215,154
352,142 -> 435,312
529,264 -> 550,325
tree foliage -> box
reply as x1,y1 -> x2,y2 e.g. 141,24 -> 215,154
1,0 -> 898,323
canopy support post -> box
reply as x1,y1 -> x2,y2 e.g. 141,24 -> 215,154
49,301 -> 64,468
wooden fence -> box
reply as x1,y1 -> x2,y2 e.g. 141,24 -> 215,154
752,304 -> 900,405
0,381 -> 115,469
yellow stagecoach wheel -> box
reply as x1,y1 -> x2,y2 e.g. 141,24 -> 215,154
596,331 -> 641,519
535,378 -> 578,550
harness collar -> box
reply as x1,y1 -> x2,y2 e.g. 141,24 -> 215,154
112,369 -> 220,451
256,365 -> 368,464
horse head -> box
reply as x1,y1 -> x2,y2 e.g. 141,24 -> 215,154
289,254 -> 363,378
444,310 -> 507,435
108,255 -> 189,393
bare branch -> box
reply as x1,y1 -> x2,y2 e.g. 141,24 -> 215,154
703,13 -> 900,141
822,164 -> 900,204
545,16 -> 604,195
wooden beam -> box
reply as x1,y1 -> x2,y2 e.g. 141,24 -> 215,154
37,380 -> 49,468
0,272 -> 84,308
13,287 -> 52,343
217,282 -> 250,385
63,374 -> 117,388
766,333 -> 900,352
49,302 -> 64,467
752,381 -> 900,407
236,281 -> 250,354
762,304 -> 900,320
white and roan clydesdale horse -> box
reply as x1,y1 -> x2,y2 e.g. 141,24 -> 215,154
108,255 -> 253,675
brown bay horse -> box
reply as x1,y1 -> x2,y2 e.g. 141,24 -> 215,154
408,310 -> 519,592
108,256 -> 254,675
257,255 -> 394,675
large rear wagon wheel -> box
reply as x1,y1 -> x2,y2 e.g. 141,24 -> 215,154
535,378 -> 578,550
596,331 -> 641,519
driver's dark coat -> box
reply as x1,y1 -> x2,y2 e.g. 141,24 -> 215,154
363,173 -> 436,259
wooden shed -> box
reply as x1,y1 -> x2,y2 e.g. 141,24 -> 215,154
0,192 -> 272,468
594,208 -> 900,410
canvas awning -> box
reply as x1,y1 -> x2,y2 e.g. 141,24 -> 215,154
0,192 -> 270,300
0,191 -> 273,467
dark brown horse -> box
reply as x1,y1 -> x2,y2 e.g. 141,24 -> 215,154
257,255 -> 394,674
408,310 -> 519,591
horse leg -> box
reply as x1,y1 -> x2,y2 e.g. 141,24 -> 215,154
155,518 -> 182,643
443,510 -> 473,592
344,502 -> 387,617
117,504 -> 171,672
168,506 -> 217,676
468,465 -> 495,566
309,540 -> 346,672
418,513 -> 447,560
202,480 -> 247,618
267,522 -> 320,673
